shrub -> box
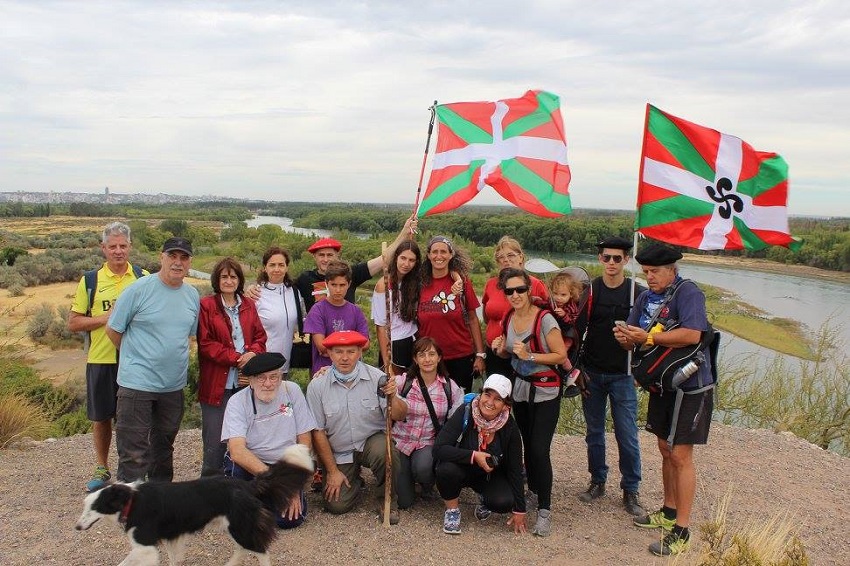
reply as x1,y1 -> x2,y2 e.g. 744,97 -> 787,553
26,304 -> 54,340
0,359 -> 79,420
8,283 -> 24,297
0,393 -> 50,448
51,407 -> 92,437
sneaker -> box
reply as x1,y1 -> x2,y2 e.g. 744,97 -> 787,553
649,530 -> 690,556
443,508 -> 461,534
578,481 -> 605,503
623,491 -> 645,516
419,485 -> 437,501
474,494 -> 492,521
311,466 -> 323,492
85,466 -> 111,492
634,508 -> 676,530
525,489 -> 538,511
532,508 -> 552,537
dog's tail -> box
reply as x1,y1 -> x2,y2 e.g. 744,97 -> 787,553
252,444 -> 314,511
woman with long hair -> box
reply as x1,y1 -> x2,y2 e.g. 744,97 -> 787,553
490,267 -> 567,538
371,240 -> 421,372
254,247 -> 302,375
197,257 -> 267,475
481,236 -> 549,378
392,337 -> 464,508
416,235 -> 485,393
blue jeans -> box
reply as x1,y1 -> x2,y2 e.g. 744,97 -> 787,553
581,370 -> 641,492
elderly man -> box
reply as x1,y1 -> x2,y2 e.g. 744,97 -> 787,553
306,331 -> 408,524
68,221 -> 148,492
296,216 -> 417,311
614,244 -> 714,557
106,237 -> 200,483
578,236 -> 646,516
221,352 -> 316,528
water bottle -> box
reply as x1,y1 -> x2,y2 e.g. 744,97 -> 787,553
669,351 -> 706,389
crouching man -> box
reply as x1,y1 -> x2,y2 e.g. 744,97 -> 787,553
306,331 -> 408,524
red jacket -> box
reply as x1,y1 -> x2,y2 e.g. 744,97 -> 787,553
198,294 -> 267,406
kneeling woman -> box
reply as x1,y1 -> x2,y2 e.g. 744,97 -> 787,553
433,374 -> 527,535
221,353 -> 317,529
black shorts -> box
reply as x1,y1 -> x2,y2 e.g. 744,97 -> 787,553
377,335 -> 416,373
646,389 -> 713,445
86,363 -> 119,421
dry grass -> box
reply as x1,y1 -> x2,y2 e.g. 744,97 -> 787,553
685,492 -> 809,565
0,393 -> 51,448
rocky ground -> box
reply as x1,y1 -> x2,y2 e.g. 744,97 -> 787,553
1,423 -> 848,566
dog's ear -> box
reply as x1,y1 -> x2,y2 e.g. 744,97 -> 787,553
96,484 -> 134,514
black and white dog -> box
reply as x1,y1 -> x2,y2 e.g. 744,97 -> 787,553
75,444 -> 313,565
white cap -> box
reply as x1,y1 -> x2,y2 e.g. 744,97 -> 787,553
482,374 -> 512,400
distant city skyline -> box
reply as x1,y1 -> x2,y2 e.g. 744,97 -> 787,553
2,1 -> 848,217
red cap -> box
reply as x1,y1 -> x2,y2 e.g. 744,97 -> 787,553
307,238 -> 342,253
323,330 -> 368,348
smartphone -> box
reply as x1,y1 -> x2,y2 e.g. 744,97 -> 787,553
614,320 -> 628,329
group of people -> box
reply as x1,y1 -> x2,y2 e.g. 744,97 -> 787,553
71,219 -> 715,557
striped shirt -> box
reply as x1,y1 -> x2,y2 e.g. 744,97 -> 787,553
392,373 -> 464,456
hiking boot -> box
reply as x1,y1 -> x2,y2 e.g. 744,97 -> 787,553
85,465 -> 111,492
532,508 -> 552,537
623,491 -> 645,516
443,508 -> 461,534
634,508 -> 676,530
311,466 -> 323,492
578,481 -> 605,503
649,529 -> 690,556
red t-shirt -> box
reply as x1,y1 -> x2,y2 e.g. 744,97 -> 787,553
417,275 -> 480,360
481,275 -> 549,343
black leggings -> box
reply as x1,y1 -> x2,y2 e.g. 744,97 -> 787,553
435,461 -> 515,513
512,395 -> 560,510
443,354 -> 476,393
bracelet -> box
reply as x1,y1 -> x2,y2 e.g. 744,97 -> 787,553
645,333 -> 655,347
475,351 -> 486,359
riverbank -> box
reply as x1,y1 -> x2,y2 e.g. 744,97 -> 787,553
681,253 -> 850,285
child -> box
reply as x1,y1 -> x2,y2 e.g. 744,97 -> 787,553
549,271 -> 585,398
304,260 -> 370,376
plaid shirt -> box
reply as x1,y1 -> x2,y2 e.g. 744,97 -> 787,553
392,373 -> 462,456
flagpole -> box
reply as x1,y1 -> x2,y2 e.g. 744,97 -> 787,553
412,101 -> 438,218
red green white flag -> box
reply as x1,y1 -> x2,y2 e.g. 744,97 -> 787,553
417,90 -> 571,218
636,104 -> 800,251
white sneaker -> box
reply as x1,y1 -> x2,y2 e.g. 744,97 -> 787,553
532,508 -> 552,537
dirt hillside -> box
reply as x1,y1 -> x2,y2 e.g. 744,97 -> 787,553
1,423 -> 847,566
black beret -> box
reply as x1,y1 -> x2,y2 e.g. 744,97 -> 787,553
596,236 -> 633,251
241,352 -> 286,376
634,244 -> 683,266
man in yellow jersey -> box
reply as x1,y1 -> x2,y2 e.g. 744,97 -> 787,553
69,222 -> 148,492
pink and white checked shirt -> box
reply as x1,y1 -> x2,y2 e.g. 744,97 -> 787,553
392,373 -> 464,456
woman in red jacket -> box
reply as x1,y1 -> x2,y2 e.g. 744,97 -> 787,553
198,257 -> 267,475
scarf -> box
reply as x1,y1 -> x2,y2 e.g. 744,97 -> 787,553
331,361 -> 362,384
471,397 -> 510,450
639,275 -> 682,329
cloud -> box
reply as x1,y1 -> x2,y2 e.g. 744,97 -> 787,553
0,0 -> 847,216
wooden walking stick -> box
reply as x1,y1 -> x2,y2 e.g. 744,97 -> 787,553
381,242 -> 394,527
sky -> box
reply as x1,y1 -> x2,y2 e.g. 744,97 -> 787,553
1,1 -> 848,217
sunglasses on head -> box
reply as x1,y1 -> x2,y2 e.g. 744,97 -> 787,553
503,285 -> 529,296
602,254 -> 624,264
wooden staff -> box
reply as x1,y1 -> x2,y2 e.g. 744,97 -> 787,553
381,242 -> 394,527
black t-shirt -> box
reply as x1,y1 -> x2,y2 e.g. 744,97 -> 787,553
582,277 -> 646,374
295,261 -> 372,312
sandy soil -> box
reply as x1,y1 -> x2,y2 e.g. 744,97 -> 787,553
1,424 -> 847,566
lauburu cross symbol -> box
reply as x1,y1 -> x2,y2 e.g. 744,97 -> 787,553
705,177 -> 744,219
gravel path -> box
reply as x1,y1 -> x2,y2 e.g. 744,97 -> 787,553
1,423 -> 847,565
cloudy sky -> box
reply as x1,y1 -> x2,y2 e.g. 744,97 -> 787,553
2,1 -> 848,216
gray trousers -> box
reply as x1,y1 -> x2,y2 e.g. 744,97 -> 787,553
396,444 -> 436,509
116,387 -> 184,482
200,389 -> 237,476
323,431 -> 400,515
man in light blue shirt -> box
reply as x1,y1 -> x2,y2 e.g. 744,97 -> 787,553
107,237 -> 200,482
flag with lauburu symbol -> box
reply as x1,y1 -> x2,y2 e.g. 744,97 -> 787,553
636,104 -> 801,251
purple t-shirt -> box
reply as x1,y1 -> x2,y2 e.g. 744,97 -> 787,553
303,300 -> 369,374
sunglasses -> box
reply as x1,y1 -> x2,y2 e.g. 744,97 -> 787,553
601,254 -> 624,264
503,285 -> 529,296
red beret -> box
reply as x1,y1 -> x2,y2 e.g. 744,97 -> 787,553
307,238 -> 342,253
323,330 -> 368,348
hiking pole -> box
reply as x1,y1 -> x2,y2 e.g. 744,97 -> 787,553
381,242 -> 394,527
411,101 -> 438,218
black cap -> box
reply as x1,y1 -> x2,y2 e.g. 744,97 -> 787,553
241,352 -> 286,376
597,236 -> 633,251
634,244 -> 683,266
162,237 -> 193,256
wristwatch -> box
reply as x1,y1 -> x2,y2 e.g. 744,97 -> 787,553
475,352 -> 487,360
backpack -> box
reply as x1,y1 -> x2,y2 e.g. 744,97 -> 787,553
500,303 -> 564,388
82,264 -> 145,351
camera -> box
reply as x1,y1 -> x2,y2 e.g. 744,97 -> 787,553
485,454 -> 500,468
376,374 -> 389,398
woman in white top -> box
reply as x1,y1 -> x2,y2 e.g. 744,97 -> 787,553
254,247 -> 301,376
371,240 -> 421,373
